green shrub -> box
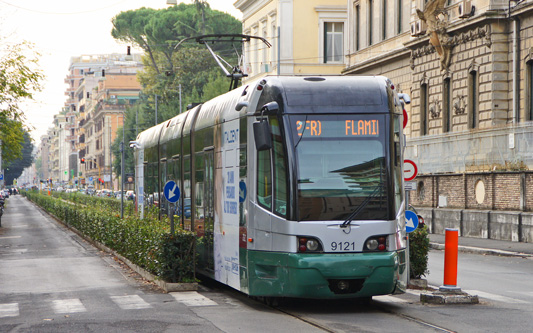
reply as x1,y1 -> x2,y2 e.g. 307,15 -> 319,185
22,190 -> 195,283
409,225 -> 430,279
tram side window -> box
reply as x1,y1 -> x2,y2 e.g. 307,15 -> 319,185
257,149 -> 272,209
271,117 -> 288,217
393,115 -> 404,211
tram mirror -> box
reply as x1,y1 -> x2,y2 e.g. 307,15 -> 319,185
261,101 -> 279,115
235,101 -> 249,111
253,119 -> 272,151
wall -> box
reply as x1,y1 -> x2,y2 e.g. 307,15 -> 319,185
410,171 -> 533,211
417,207 -> 533,243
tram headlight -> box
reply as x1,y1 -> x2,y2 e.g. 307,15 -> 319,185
364,235 -> 389,252
365,239 -> 379,251
307,239 -> 320,251
297,237 -> 323,253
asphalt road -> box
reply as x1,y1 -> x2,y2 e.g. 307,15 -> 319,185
2,195 -> 533,332
0,195 -> 323,332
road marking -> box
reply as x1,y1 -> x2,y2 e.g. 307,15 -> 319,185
111,295 -> 152,310
170,292 -> 217,307
0,303 -> 19,318
373,295 -> 409,303
0,249 -> 28,255
52,299 -> 87,313
0,236 -> 22,239
465,290 -> 529,304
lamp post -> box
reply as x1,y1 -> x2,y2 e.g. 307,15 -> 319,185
121,112 -> 125,219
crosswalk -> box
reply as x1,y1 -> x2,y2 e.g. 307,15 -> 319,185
1,288 -> 530,319
375,289 -> 532,305
0,291 -> 218,319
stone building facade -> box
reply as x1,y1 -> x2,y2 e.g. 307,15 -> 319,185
343,1 -> 533,223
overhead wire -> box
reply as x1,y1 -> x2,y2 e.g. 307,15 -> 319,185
0,0 -> 131,15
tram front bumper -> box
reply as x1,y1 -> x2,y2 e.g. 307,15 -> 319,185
248,250 -> 406,298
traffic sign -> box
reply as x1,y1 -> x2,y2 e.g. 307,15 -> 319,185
0,174 -> 3,180
164,180 -> 180,203
239,180 -> 247,203
404,159 -> 418,181
403,109 -> 408,129
405,210 -> 419,233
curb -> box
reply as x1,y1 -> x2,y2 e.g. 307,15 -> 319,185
429,242 -> 533,258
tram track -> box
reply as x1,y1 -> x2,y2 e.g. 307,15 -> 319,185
264,297 -> 458,333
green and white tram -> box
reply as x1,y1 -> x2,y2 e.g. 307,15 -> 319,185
133,76 -> 409,299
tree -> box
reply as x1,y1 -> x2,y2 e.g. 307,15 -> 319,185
0,40 -> 44,164
111,4 -> 241,74
4,131 -> 33,185
110,5 -> 242,178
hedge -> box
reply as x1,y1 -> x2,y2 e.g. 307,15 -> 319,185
409,224 -> 430,279
23,190 -> 195,283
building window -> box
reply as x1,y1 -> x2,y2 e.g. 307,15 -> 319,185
271,21 -> 277,69
262,26 -> 268,72
443,77 -> 452,133
516,61 -> 533,122
368,0 -> 373,46
397,0 -> 402,34
355,4 -> 360,51
324,22 -> 344,63
420,83 -> 428,135
468,70 -> 478,128
382,0 -> 387,41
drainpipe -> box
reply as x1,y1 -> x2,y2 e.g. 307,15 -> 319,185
512,12 -> 520,123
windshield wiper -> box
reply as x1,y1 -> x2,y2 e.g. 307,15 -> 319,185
341,185 -> 383,228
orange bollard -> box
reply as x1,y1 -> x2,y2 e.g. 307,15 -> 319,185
441,228 -> 461,291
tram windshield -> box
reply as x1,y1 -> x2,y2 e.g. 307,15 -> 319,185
289,114 -> 390,221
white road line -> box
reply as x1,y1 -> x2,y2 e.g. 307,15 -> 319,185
0,236 -> 22,239
0,303 -> 19,318
52,299 -> 87,313
110,295 -> 152,310
170,292 -> 218,307
373,295 -> 409,303
464,290 -> 529,304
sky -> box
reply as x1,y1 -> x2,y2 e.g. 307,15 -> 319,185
0,0 -> 242,143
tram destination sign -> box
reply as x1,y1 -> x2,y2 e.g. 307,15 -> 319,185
293,115 -> 383,138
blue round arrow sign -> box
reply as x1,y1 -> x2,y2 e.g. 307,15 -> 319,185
405,210 -> 419,233
239,180 -> 247,203
164,180 -> 180,203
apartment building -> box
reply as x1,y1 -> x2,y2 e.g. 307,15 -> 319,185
236,0 -> 348,81
78,60 -> 143,190
63,54 -> 143,188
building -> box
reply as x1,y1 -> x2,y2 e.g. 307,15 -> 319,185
340,0 -> 533,241
48,113 -> 69,185
77,56 -> 143,190
236,0 -> 348,81
63,54 -> 143,188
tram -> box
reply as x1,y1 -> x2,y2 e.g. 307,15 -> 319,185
132,76 -> 410,299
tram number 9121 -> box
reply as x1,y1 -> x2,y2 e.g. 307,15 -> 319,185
330,241 -> 356,252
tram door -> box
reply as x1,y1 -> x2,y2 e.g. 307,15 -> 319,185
197,149 -> 215,272
204,148 -> 215,271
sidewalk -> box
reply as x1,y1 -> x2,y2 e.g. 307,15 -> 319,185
429,233 -> 533,257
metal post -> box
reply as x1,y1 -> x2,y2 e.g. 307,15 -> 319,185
170,206 -> 175,236
155,94 -> 158,126
179,84 -> 182,114
406,190 -> 410,285
121,120 -> 125,219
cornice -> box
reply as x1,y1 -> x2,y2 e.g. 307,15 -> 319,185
343,47 -> 411,74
